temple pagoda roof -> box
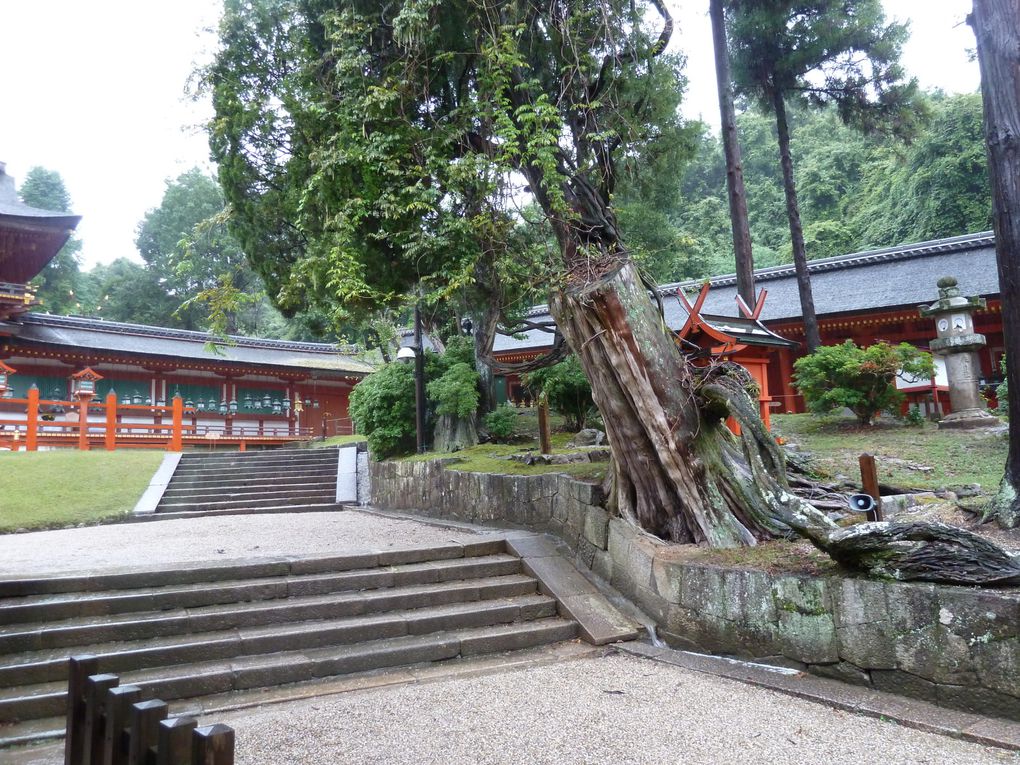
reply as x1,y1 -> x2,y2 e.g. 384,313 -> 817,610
0,162 -> 82,284
0,313 -> 374,376
493,231 -> 999,353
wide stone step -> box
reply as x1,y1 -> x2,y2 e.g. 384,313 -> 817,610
0,619 -> 576,723
149,504 -> 348,520
0,554 -> 522,626
167,466 -> 339,485
0,541 -> 506,597
172,455 -> 339,472
160,480 -> 336,500
0,575 -> 539,654
0,593 -> 557,690
178,447 -> 336,460
155,493 -> 338,513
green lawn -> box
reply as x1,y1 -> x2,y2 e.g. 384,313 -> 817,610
772,413 -> 1007,495
314,435 -> 368,448
398,410 -> 606,480
0,450 -> 164,533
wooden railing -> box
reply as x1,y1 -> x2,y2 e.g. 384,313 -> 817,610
65,655 -> 234,765
0,390 -> 315,452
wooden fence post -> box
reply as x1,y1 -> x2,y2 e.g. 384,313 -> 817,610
156,717 -> 197,765
105,391 -> 118,451
170,396 -> 183,453
78,396 -> 92,452
859,453 -> 884,522
127,699 -> 167,765
103,685 -> 142,765
537,392 -> 552,455
64,655 -> 99,765
82,673 -> 120,765
192,724 -> 235,765
26,385 -> 38,451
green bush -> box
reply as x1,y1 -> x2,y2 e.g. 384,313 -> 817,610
995,355 -> 1008,417
348,362 -> 416,458
484,403 -> 519,442
523,355 -> 595,431
793,340 -> 933,426
427,362 -> 480,418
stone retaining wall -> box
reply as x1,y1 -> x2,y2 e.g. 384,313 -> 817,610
370,458 -> 1020,720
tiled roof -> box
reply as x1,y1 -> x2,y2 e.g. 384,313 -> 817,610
493,232 -> 998,353
5,313 -> 374,375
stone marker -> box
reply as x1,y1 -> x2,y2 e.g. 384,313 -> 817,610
919,276 -> 1000,429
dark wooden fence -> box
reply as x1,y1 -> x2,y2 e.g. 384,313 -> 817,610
64,656 -> 234,765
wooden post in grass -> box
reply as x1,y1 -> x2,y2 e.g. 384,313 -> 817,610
538,392 -> 552,455
105,391 -> 117,451
64,655 -> 99,765
859,453 -> 883,522
26,385 -> 38,451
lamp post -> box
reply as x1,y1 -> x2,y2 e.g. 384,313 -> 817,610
397,305 -> 427,454
70,367 -> 103,451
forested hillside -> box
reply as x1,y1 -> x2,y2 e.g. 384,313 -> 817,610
643,92 -> 990,283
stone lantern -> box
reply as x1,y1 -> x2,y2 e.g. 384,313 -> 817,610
919,276 -> 999,429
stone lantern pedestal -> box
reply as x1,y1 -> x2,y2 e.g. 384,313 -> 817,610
920,277 -> 999,429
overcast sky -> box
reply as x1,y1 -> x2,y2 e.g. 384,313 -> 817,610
0,1 -> 978,270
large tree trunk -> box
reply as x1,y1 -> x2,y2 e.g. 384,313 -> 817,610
471,301 -> 500,416
710,0 -> 756,307
773,91 -> 822,352
972,0 -> 1020,528
549,259 -> 825,545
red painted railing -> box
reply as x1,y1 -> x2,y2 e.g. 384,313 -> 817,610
0,390 -> 315,451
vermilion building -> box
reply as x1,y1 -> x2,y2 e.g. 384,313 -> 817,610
0,163 -> 370,445
493,232 -> 1002,418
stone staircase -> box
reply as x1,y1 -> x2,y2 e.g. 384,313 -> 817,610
153,447 -> 346,517
0,540 -> 579,746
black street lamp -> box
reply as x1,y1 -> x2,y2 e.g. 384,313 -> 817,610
397,305 -> 427,453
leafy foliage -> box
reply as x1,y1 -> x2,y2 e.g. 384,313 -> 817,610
349,362 -> 417,458
523,356 -> 595,431
793,340 -> 934,425
483,403 -> 519,443
427,362 -> 481,419
18,168 -> 84,315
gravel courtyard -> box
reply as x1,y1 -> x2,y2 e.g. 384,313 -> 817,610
0,510 -> 490,577
11,651 -> 1017,765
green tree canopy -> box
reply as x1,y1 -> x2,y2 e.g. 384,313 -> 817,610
18,167 -> 83,315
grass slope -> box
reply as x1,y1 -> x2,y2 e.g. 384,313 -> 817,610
0,450 -> 164,533
772,413 -> 1007,493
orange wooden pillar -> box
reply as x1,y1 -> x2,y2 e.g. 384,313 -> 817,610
77,395 -> 93,451
105,391 -> 118,451
25,386 -> 38,451
170,396 -> 183,452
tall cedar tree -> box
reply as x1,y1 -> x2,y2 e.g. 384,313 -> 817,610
727,0 -> 922,351
208,0 -> 1020,583
709,0 -> 755,305
971,0 -> 1020,528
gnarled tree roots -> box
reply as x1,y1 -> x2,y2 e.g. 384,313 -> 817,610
549,261 -> 1020,587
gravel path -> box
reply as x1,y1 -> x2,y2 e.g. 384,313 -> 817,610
218,653 -> 1017,765
0,510 -> 490,577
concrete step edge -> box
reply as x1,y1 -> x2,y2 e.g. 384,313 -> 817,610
0,539 -> 509,598
0,553 -> 523,626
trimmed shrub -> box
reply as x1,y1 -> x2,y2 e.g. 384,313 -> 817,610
348,362 -> 416,458
484,403 -> 519,442
427,362 -> 481,418
793,340 -> 933,425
